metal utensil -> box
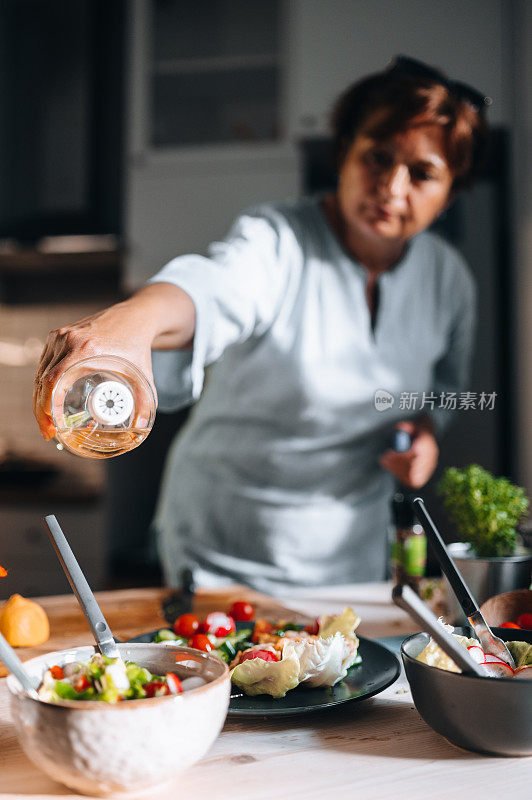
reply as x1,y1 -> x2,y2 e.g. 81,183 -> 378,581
413,497 -> 516,669
0,632 -> 40,698
43,514 -> 120,659
392,584 -> 484,676
162,567 -> 195,625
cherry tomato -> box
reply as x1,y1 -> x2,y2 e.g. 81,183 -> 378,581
173,613 -> 200,638
50,665 -> 64,680
73,674 -> 91,692
201,612 -> 236,637
500,622 -> 521,629
188,633 -> 214,652
516,613 -> 532,630
240,649 -> 279,663
144,680 -> 170,698
165,672 -> 183,694
229,600 -> 255,622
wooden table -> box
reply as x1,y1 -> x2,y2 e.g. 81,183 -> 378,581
1,584 -> 530,799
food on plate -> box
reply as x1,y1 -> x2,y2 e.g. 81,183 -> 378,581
37,653 -> 192,703
0,593 -> 50,646
416,618 -> 532,679
153,606 -> 362,698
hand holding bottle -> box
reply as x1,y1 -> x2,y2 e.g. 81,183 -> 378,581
33,283 -> 196,442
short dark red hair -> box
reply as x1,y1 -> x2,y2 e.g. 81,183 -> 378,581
331,66 -> 490,192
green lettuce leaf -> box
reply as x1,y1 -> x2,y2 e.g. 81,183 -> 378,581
318,607 -> 361,644
508,640 -> 532,668
230,649 -> 300,698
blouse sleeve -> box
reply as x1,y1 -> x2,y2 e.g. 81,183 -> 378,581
430,257 -> 477,436
147,206 -> 294,412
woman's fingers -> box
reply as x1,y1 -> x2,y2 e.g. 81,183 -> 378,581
33,335 -> 64,438
33,327 -> 90,438
379,450 -> 414,484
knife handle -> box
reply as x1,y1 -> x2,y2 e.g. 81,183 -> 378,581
181,567 -> 195,598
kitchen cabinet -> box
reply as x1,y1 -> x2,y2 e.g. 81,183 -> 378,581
150,0 -> 283,147
125,0 -> 300,287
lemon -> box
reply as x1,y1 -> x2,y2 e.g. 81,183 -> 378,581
0,593 -> 50,646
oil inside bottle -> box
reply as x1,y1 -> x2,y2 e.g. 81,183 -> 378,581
51,356 -> 156,459
56,427 -> 151,459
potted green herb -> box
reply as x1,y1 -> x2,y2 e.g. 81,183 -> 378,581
438,464 -> 532,621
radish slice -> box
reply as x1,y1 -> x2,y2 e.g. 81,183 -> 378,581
467,646 -> 485,664
514,665 -> 532,679
478,661 -> 514,678
483,653 -> 508,664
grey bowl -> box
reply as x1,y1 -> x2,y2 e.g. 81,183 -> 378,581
401,628 -> 532,756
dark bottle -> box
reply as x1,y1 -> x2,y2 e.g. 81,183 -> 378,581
390,491 -> 427,593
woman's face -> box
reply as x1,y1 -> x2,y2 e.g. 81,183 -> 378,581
336,123 -> 455,246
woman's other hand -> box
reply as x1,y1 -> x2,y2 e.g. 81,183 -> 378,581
379,417 -> 439,489
33,284 -> 195,441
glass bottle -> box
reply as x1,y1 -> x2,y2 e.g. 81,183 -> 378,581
390,491 -> 427,593
51,355 -> 156,459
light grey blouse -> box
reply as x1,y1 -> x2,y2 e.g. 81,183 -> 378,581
149,197 -> 476,593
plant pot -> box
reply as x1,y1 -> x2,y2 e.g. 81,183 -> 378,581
443,542 -> 532,624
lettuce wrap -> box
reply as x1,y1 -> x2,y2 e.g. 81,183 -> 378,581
230,607 -> 361,698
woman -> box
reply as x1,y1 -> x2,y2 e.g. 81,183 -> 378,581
34,57 -> 490,592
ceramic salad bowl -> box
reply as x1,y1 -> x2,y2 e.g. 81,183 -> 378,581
401,627 -> 532,756
7,642 -> 230,797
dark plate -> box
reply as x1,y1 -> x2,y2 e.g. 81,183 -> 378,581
127,627 -> 400,717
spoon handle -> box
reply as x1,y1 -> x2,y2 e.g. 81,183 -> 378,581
412,497 -> 478,618
43,515 -> 119,659
392,584 -> 484,676
0,632 -> 40,697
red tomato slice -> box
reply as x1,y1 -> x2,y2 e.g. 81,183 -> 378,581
239,649 -> 279,663
50,664 -> 65,681
229,601 -> 255,622
516,613 -> 532,630
165,672 -> 183,694
201,612 -> 236,637
188,633 -> 214,652
50,665 -> 64,680
144,680 -> 170,698
73,674 -> 90,692
500,621 -> 521,629
173,613 -> 200,638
